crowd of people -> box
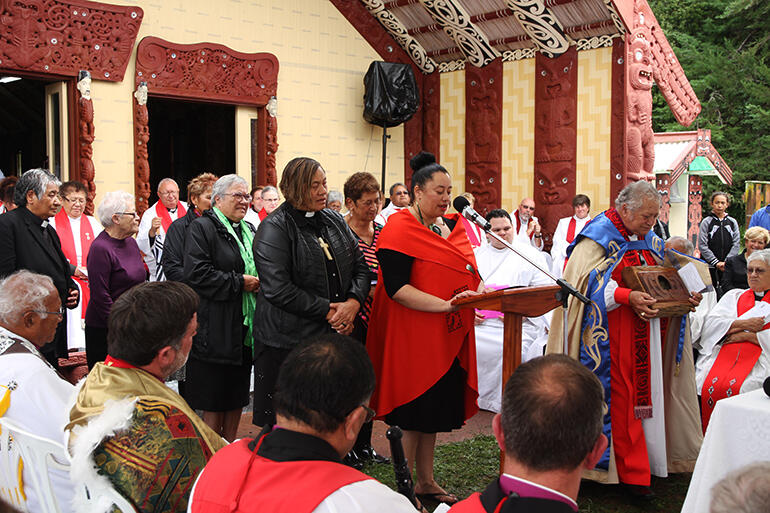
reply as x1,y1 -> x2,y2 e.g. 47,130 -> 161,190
0,159 -> 769,513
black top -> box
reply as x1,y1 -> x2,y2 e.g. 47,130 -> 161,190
162,207 -> 201,283
377,216 -> 457,298
248,425 -> 342,463
474,478 -> 575,513
722,251 -> 748,292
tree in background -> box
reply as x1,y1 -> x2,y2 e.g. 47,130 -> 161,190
649,0 -> 770,229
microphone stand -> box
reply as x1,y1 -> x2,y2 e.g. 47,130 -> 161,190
386,426 -> 421,511
477,222 -> 590,354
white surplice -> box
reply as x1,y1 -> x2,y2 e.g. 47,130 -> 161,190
137,200 -> 188,281
473,242 -> 551,412
550,214 -> 590,278
694,288 -> 770,394
50,214 -> 102,350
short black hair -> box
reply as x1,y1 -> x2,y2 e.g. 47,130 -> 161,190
572,194 -> 590,209
389,182 -> 406,196
273,334 -> 376,433
60,180 -> 88,198
409,151 -> 449,201
501,354 -> 604,471
107,282 -> 199,366
486,208 -> 511,222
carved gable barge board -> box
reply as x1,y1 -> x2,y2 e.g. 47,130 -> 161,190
534,48 -> 577,251
132,37 -> 279,213
0,0 -> 142,81
464,58 -> 502,217
329,0 -> 429,185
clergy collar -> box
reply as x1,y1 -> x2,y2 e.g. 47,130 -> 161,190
21,206 -> 46,225
499,474 -> 578,511
248,424 -> 342,463
168,208 -> 177,214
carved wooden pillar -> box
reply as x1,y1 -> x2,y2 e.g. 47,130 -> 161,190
610,38 -> 626,201
465,59 -> 502,216
256,98 -> 278,186
76,70 -> 96,215
687,175 -> 703,254
534,48 -> 577,250
656,173 -> 671,225
423,72 -> 441,162
133,82 -> 151,215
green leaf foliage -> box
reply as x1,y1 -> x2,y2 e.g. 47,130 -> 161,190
649,0 -> 770,224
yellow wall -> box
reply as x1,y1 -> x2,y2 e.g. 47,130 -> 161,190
439,70 -> 465,194
501,58 -> 536,211
89,0 -> 403,206
576,47 -> 612,214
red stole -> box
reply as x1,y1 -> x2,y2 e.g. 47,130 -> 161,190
366,211 -> 480,420
189,438 -> 371,513
566,217 -> 577,243
258,208 -> 268,221
156,201 -> 187,233
54,210 -> 94,319
460,216 -> 482,248
701,290 -> 768,432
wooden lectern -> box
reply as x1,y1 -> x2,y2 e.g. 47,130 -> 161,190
453,285 -> 563,387
453,285 -> 564,470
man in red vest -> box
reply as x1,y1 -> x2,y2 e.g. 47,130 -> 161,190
137,178 -> 187,281
189,334 -> 417,513
550,194 -> 591,278
450,355 -> 607,513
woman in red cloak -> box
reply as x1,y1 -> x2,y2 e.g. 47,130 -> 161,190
366,152 -> 482,506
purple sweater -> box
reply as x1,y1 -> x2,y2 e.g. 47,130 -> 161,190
85,231 -> 147,328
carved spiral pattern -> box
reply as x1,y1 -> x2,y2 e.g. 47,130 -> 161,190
421,0 -> 499,67
576,35 -> 616,51
603,0 -> 626,35
0,1 -> 142,81
506,0 -> 569,58
361,0 -> 436,73
501,47 -> 537,62
438,59 -> 465,72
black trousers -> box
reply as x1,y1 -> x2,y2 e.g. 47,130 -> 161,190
85,325 -> 108,370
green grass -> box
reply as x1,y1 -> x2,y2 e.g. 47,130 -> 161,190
363,435 -> 692,512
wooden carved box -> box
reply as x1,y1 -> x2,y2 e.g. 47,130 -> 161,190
620,266 -> 691,318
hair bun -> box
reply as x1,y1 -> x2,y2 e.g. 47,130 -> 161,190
410,151 -> 436,172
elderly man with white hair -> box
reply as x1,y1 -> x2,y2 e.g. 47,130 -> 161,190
84,191 -> 147,369
137,178 -> 188,281
0,270 -> 75,512
696,249 -> 770,430
0,168 -> 79,368
547,180 -> 703,495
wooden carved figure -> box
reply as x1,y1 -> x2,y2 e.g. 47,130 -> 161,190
535,54 -> 576,163
626,28 -> 655,181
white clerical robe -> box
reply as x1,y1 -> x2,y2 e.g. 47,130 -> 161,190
49,214 -> 102,350
374,203 -> 406,226
694,288 -> 770,394
244,208 -> 261,231
550,214 -> 590,278
473,242 -> 551,412
0,327 -> 75,512
137,201 -> 187,281
513,211 -> 543,251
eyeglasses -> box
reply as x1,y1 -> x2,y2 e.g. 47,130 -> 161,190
62,197 -> 86,204
263,197 -> 280,203
393,191 -> 409,195
747,267 -> 767,275
159,190 -> 179,197
521,205 -> 535,211
360,405 -> 376,423
31,307 -> 65,318
224,193 -> 252,202
116,211 -> 139,218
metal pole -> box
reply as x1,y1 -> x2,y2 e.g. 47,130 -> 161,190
381,126 -> 388,196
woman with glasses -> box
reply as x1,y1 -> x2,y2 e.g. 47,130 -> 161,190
183,174 -> 259,442
696,249 -> 770,430
251,157 -> 370,430
85,191 -> 146,369
50,181 -> 102,350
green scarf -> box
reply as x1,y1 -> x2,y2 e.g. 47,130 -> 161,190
212,207 -> 257,350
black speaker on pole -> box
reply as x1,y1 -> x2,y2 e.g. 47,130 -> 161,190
363,62 -> 419,193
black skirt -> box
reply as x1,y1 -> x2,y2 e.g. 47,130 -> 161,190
252,344 -> 292,426
182,345 -> 252,412
385,358 -> 466,433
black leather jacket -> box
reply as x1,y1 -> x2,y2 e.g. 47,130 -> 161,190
184,210 -> 257,365
253,203 -> 370,349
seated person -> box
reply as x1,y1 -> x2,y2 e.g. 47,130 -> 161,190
0,271 -> 74,513
67,282 -> 227,513
550,194 -> 591,278
696,249 -> 770,431
473,209 -> 551,412
188,334 -> 417,513
449,354 -> 607,512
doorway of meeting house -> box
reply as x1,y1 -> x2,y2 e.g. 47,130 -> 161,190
0,74 -> 71,181
146,96 -> 235,206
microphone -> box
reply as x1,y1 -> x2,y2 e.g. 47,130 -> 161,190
453,196 -> 491,231
764,376 -> 770,398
